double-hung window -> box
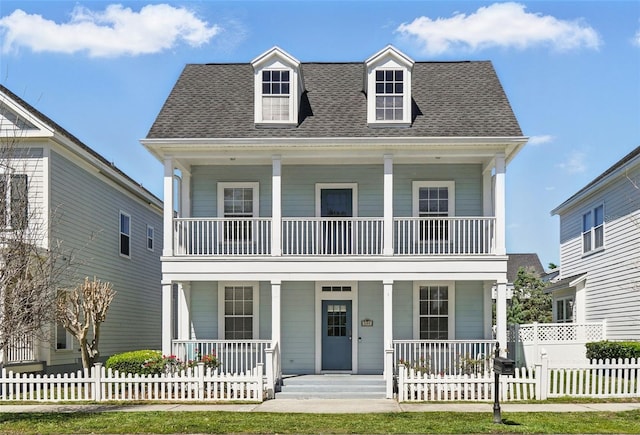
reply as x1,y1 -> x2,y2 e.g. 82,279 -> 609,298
417,285 -> 450,339
218,183 -> 259,243
0,174 -> 28,230
119,211 -> 131,257
582,204 -> 604,254
146,225 -> 154,251
556,297 -> 574,323
413,181 -> 455,242
220,284 -> 258,339
375,70 -> 403,121
262,70 -> 290,121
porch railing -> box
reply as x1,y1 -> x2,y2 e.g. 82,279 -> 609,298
393,340 -> 497,376
394,217 -> 496,255
4,334 -> 36,364
171,340 -> 271,375
174,218 -> 272,256
172,216 -> 496,256
282,217 -> 383,255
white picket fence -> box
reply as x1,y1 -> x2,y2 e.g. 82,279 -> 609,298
0,363 -> 264,402
398,357 -> 640,402
398,366 -> 537,402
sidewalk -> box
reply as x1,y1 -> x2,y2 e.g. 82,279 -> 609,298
0,400 -> 639,414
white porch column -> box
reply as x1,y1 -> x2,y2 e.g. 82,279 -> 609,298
383,155 -> 394,255
495,281 -> 508,355
483,282 -> 493,339
180,169 -> 191,218
272,156 -> 282,256
177,283 -> 191,340
482,166 -> 493,217
162,282 -> 173,355
383,280 -> 394,377
163,157 -> 175,257
494,153 -> 506,255
271,280 -> 282,346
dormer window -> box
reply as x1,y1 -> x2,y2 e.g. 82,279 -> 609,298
262,70 -> 290,121
364,45 -> 414,127
375,69 -> 404,121
252,47 -> 304,127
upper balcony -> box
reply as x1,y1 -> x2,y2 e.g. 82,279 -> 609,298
172,216 -> 496,257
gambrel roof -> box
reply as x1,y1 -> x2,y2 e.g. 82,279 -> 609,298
147,61 -> 523,139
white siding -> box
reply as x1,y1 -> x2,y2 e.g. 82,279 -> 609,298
558,164 -> 640,339
49,150 -> 162,365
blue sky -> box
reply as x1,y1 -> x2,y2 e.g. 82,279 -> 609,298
1,1 -> 639,267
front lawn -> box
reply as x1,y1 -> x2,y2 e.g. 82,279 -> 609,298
1,410 -> 639,434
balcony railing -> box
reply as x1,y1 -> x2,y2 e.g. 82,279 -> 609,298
282,217 -> 383,255
171,339 -> 271,375
395,217 -> 495,255
174,218 -> 272,256
172,216 -> 496,257
394,340 -> 497,376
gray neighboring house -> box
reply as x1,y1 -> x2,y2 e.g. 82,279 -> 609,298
549,145 -> 640,339
0,84 -> 163,373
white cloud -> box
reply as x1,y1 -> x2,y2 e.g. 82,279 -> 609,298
396,2 -> 601,55
556,151 -> 587,174
634,28 -> 640,47
0,4 -> 221,57
528,135 -> 554,146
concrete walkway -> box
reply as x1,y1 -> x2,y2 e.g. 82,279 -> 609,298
0,400 -> 639,414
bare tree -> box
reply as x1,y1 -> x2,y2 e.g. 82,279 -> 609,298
56,277 -> 116,369
0,90 -> 79,366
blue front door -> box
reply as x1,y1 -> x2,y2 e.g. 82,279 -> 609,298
321,300 -> 352,371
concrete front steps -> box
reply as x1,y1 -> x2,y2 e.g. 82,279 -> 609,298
275,374 -> 387,399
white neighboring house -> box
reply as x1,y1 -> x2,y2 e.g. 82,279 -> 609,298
141,46 -> 527,388
549,145 -> 640,339
0,84 -> 163,373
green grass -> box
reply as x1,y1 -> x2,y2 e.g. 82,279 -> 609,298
1,410 -> 640,434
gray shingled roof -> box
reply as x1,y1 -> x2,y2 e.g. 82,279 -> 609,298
507,253 -> 545,283
147,61 -> 522,139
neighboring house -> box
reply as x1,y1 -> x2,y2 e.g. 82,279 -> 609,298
507,253 -> 546,284
549,145 -> 640,339
141,46 -> 527,385
0,85 -> 163,372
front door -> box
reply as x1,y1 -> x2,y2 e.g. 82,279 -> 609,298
321,300 -> 352,371
320,188 -> 353,254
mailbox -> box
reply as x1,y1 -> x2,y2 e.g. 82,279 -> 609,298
493,356 -> 515,376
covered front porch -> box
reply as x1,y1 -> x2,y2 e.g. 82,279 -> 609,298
163,278 -> 510,398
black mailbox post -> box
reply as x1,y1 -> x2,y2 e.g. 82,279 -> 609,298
492,343 -> 515,424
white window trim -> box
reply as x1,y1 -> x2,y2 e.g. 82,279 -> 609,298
217,182 -> 260,218
119,210 -> 131,258
582,203 -> 605,255
555,296 -> 575,323
315,183 -> 358,217
413,281 -> 456,340
146,224 -> 154,252
0,172 -> 28,230
314,281 -> 359,374
55,322 -> 73,351
217,282 -> 260,340
412,181 -> 456,217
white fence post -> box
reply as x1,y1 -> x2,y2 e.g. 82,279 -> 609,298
197,362 -> 205,400
256,363 -> 264,401
398,365 -> 406,402
539,353 -> 549,400
385,348 -> 394,399
265,347 -> 274,399
93,363 -> 102,402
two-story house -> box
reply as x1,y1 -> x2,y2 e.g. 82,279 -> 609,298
142,46 -> 526,391
0,84 -> 163,373
549,145 -> 640,339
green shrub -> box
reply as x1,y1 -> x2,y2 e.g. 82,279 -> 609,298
105,350 -> 162,375
586,341 -> 640,361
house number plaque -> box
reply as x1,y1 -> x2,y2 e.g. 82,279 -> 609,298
361,319 -> 373,327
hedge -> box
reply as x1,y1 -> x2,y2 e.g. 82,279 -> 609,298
105,350 -> 162,375
586,341 -> 640,361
